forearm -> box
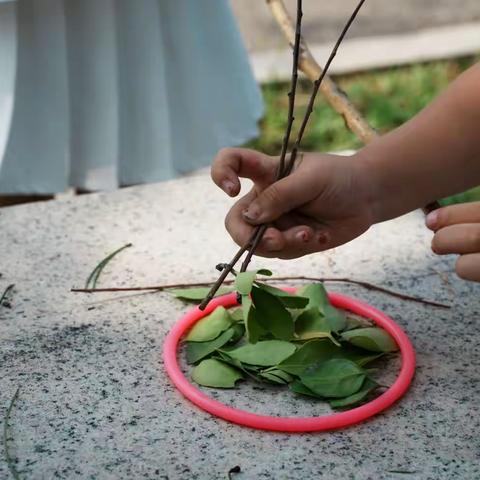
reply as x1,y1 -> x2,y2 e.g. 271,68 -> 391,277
356,63 -> 480,223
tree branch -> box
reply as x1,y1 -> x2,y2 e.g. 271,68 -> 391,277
239,0 -> 367,275
266,0 -> 376,144
239,0 -> 303,275
265,0 -> 441,214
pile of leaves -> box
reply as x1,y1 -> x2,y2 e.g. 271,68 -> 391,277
172,270 -> 399,409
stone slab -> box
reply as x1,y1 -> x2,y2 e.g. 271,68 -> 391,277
1,174 -> 479,479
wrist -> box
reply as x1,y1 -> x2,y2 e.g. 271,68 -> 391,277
352,149 -> 386,225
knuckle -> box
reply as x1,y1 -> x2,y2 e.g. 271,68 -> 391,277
436,207 -> 448,227
455,256 -> 470,280
218,146 -> 235,158
261,184 -> 282,208
471,227 -> 480,248
431,233 -> 442,253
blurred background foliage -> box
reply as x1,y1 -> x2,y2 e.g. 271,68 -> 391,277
247,56 -> 480,205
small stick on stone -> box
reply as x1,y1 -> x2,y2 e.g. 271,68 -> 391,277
71,276 -> 450,309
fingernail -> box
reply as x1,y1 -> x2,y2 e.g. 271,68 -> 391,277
222,180 -> 235,195
426,211 -> 438,230
243,205 -> 260,222
295,230 -> 309,243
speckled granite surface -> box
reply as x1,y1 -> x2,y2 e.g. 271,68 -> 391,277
1,175 -> 479,480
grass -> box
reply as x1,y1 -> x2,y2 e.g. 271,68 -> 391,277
247,56 -> 480,205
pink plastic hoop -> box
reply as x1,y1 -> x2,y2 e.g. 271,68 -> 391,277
163,289 -> 415,432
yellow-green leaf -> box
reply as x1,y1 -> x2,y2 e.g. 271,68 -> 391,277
192,359 -> 243,388
186,306 -> 232,342
169,286 -> 233,301
300,359 -> 366,398
341,327 -> 398,353
186,327 -> 235,364
226,340 -> 296,366
329,378 -> 378,408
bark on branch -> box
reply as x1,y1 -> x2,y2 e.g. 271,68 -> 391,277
265,0 -> 440,214
266,0 -> 377,144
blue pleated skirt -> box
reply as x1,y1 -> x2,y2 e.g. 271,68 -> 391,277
0,0 -> 263,193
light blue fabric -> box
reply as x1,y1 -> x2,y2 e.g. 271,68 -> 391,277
0,0 -> 263,193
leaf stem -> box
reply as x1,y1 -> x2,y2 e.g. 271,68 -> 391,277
0,284 -> 15,307
85,243 -> 132,289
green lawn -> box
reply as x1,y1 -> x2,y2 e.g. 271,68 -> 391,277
247,56 -> 480,205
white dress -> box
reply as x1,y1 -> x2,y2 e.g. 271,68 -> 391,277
0,0 -> 263,193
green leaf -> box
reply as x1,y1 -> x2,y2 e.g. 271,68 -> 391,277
243,296 -> 266,344
192,359 -> 243,388
235,272 -> 257,295
346,350 -> 384,367
295,308 -> 330,335
294,308 -> 340,345
256,283 -> 309,309
278,339 -> 338,375
296,283 -> 329,309
277,339 -> 382,375
344,315 -> 371,331
186,327 -> 235,364
341,327 -> 398,353
329,378 -> 379,408
258,369 -> 293,385
225,340 -> 296,366
289,380 -> 321,399
169,286 -> 234,301
256,269 -> 273,277
228,322 -> 245,345
251,286 -> 294,340
234,269 -> 272,297
300,358 -> 366,398
229,308 -> 244,323
323,304 -> 348,333
296,283 -> 346,332
186,306 -> 232,342
215,351 -> 271,383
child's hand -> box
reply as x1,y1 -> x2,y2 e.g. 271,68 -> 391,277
427,202 -> 480,282
211,147 -> 376,259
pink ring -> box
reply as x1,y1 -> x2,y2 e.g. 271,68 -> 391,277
163,288 -> 415,432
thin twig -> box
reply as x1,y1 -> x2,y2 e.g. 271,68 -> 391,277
240,0 -> 303,274
243,0 -> 368,271
284,0 -> 366,176
201,1 -> 367,306
3,387 -> 21,480
0,284 -> 15,308
71,276 -> 450,309
266,0 -> 376,144
198,243 -> 251,310
85,243 -> 132,289
277,0 -> 302,178
240,224 -> 268,273
201,0 -> 304,297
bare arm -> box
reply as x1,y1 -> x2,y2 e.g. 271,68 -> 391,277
358,63 -> 480,222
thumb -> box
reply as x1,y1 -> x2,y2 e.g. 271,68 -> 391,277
242,168 -> 319,224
